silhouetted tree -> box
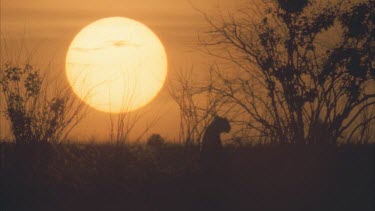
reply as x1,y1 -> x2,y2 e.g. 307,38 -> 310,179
0,63 -> 88,144
199,0 -> 374,144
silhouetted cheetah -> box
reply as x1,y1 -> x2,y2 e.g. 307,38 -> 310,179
200,116 -> 231,172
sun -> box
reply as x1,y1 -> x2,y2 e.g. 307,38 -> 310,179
65,17 -> 168,113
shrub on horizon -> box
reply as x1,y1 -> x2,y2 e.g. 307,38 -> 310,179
147,133 -> 165,147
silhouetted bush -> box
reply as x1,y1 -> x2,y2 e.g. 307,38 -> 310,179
147,133 -> 165,147
0,63 -> 88,143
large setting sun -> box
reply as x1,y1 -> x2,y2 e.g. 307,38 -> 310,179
65,17 -> 167,113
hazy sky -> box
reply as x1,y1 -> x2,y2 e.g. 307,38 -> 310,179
0,0 -> 249,141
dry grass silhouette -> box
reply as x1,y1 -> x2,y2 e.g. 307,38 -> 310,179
0,141 -> 374,211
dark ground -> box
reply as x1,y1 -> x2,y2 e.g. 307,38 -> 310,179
0,142 -> 374,211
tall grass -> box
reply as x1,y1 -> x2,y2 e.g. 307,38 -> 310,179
1,141 -> 374,211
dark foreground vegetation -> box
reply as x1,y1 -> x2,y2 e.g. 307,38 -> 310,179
0,142 -> 374,211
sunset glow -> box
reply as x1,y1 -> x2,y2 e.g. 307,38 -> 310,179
1,1 -> 374,210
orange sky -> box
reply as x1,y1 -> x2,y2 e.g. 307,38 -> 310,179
0,0 -> 247,141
